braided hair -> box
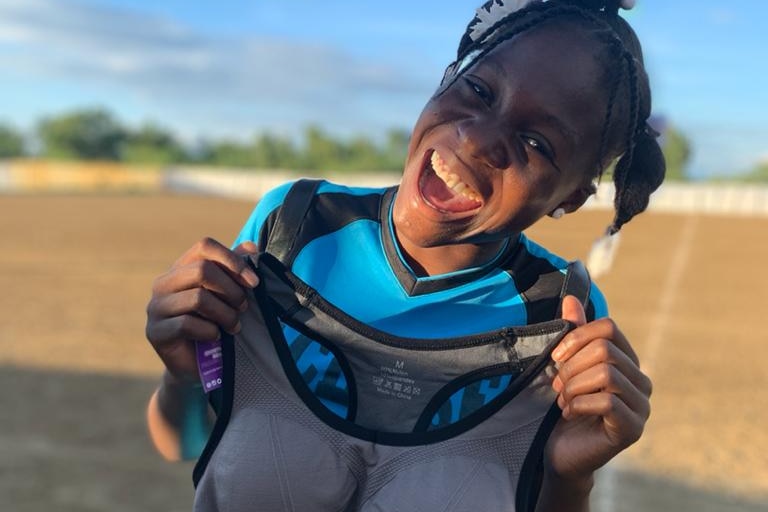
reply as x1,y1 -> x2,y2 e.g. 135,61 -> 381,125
442,0 -> 665,233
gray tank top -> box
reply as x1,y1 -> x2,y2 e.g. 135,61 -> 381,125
192,180 -> 591,512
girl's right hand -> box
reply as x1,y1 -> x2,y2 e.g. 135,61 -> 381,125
145,238 -> 260,384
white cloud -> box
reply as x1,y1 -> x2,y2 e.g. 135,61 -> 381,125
0,0 -> 437,138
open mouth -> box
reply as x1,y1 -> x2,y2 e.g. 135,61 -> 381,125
419,150 -> 483,213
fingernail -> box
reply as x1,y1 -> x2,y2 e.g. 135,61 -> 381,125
552,375 -> 563,392
241,268 -> 259,288
552,344 -> 566,361
227,321 -> 242,335
238,300 -> 248,312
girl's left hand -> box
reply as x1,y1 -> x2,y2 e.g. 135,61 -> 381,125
545,295 -> 652,482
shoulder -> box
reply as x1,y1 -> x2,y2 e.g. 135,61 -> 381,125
233,179 -> 391,247
509,234 -> 609,321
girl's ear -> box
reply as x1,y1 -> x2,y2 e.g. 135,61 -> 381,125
559,182 -> 597,214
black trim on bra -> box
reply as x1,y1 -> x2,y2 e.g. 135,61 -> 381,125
260,252 -> 567,351
413,362 -> 522,432
254,254 -> 574,446
192,330 -> 236,488
276,317 -> 359,423
515,402 -> 563,512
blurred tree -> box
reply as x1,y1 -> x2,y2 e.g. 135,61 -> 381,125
0,123 -> 25,158
204,140 -> 256,168
302,125 -> 346,170
28,105 -> 411,172
734,161 -> 768,183
382,128 -> 410,170
38,108 -> 126,160
660,124 -> 691,181
122,123 -> 183,165
252,134 -> 298,169
343,136 -> 382,171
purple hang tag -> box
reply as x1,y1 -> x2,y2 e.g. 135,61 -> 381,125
196,340 -> 223,393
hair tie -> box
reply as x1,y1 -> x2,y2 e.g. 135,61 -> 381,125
468,0 -> 537,42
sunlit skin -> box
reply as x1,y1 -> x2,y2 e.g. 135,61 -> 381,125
392,23 -> 608,276
144,17 -> 652,512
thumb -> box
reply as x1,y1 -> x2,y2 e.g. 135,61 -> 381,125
561,294 -> 587,327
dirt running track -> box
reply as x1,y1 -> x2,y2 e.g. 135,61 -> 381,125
1,193 -> 767,511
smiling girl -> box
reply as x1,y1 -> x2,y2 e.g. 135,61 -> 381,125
145,1 -> 663,510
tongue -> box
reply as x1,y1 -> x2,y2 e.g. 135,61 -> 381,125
420,170 -> 480,213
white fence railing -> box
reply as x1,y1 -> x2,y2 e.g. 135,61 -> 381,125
582,182 -> 768,216
162,167 -> 401,201
163,169 -> 768,217
2,160 -> 768,217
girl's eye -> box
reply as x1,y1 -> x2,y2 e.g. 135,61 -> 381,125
465,77 -> 493,104
523,136 -> 556,163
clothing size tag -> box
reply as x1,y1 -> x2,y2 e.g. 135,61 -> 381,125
196,340 -> 223,393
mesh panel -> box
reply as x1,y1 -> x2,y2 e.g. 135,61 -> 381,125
362,418 -> 541,503
231,333 -> 548,511
233,342 -> 367,480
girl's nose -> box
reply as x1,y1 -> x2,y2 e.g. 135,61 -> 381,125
457,119 -> 511,170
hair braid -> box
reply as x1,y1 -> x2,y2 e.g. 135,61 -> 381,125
593,31 -> 625,178
609,51 -> 640,232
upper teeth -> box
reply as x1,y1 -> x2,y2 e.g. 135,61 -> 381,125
430,152 -> 480,202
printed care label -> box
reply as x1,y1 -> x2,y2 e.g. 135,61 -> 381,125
372,359 -> 421,401
196,340 -> 223,393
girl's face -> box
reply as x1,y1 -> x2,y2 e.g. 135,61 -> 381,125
392,23 -> 612,270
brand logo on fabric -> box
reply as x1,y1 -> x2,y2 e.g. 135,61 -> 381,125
395,360 -> 405,370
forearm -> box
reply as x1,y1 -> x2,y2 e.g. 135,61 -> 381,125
146,370 -> 214,461
534,470 -> 593,512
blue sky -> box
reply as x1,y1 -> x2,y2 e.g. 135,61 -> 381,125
0,0 -> 766,179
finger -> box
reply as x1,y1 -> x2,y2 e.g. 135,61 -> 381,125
174,237 -> 259,288
553,338 -> 652,397
152,260 -> 248,309
232,241 -> 260,287
563,392 -> 645,448
552,317 -> 639,366
147,314 -> 222,347
556,363 -> 651,421
150,288 -> 242,335
233,240 -> 259,256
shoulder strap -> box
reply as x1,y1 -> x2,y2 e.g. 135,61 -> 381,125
555,260 -> 591,317
265,179 -> 322,265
